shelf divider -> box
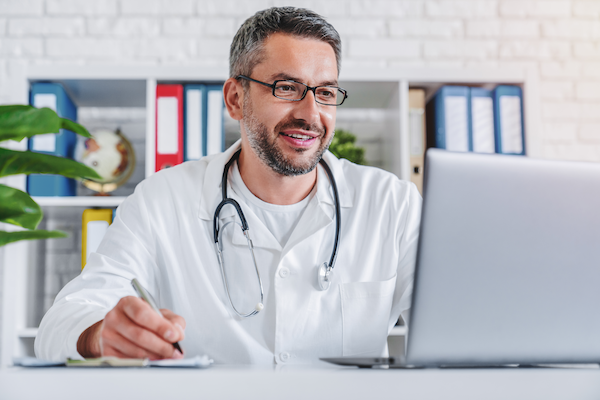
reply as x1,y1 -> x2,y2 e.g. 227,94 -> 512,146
33,196 -> 127,207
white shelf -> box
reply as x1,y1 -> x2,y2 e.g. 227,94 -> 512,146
1,65 -> 538,368
17,328 -> 38,338
33,196 -> 127,207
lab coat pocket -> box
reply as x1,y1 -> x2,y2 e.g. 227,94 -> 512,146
340,275 -> 397,356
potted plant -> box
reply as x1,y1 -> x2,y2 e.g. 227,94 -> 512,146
0,105 -> 101,247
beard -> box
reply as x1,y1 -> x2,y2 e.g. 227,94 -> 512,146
242,96 -> 332,177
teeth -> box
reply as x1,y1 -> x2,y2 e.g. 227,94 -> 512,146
283,133 -> 312,140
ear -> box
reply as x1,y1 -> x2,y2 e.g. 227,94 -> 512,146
223,77 -> 243,121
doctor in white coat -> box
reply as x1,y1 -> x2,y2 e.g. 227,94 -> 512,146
35,7 -> 422,364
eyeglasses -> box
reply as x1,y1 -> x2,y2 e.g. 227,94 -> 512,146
237,75 -> 348,106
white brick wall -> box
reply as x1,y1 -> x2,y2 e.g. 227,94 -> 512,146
0,0 -> 597,167
1,0 -> 600,356
500,1 -> 571,17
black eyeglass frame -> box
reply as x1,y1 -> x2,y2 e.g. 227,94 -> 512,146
236,75 -> 348,106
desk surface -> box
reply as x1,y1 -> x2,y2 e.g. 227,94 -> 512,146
2,365 -> 600,400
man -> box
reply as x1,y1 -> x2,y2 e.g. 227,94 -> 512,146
35,7 -> 421,364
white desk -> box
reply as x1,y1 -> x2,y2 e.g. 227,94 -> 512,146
2,365 -> 600,400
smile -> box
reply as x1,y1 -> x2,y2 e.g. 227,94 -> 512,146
281,132 -> 314,140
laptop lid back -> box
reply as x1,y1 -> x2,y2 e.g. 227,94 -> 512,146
407,149 -> 600,366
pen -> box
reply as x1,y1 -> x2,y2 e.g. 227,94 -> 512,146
130,278 -> 183,355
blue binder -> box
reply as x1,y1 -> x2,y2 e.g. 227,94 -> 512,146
27,82 -> 78,196
469,88 -> 495,154
493,85 -> 526,155
183,84 -> 207,161
205,84 -> 224,156
425,86 -> 471,152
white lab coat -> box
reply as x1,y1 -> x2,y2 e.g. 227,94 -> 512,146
35,141 -> 422,364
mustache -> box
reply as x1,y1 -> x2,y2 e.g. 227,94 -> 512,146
275,119 -> 326,136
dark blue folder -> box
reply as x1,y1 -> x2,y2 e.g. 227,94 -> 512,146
425,86 -> 471,152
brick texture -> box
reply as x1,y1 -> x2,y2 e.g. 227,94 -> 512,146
390,20 -> 463,38
500,1 -> 571,17
46,0 -> 118,15
349,38 -> 420,58
573,1 -> 600,19
576,81 -> 600,100
0,0 -> 44,15
120,0 -> 195,15
466,20 -> 539,38
87,18 -> 161,37
426,1 -> 497,18
424,40 -> 497,60
349,1 -> 423,17
499,41 -> 570,60
9,18 -> 85,37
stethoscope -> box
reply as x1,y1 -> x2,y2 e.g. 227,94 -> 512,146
213,149 -> 341,317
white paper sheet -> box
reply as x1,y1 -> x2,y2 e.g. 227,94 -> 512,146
206,90 -> 223,156
32,93 -> 58,152
444,96 -> 469,152
157,96 -> 179,155
471,96 -> 495,154
185,89 -> 203,160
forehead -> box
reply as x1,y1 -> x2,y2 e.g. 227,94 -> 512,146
252,33 -> 338,84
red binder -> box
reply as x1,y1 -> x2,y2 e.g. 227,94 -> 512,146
155,84 -> 184,171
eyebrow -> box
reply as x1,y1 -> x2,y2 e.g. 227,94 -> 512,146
269,73 -> 339,87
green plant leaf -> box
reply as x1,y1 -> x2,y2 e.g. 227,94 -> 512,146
0,148 -> 101,180
0,105 -> 91,142
329,129 -> 367,165
60,117 -> 92,137
0,229 -> 67,247
0,184 -> 42,229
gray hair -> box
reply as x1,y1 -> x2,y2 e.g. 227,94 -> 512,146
229,7 -> 341,84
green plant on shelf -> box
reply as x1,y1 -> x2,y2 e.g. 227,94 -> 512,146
328,129 -> 367,166
0,105 -> 101,247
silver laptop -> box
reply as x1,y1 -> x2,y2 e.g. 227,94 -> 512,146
323,149 -> 600,368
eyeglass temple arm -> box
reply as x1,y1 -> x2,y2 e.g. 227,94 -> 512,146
237,75 -> 274,90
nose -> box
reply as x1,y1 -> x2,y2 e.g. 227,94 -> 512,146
291,89 -> 322,125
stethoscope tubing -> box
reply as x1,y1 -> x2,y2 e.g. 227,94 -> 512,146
213,148 -> 341,316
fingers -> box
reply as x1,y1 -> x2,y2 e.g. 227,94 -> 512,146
99,296 -> 186,360
161,308 -> 186,340
111,316 -> 175,359
120,297 -> 184,343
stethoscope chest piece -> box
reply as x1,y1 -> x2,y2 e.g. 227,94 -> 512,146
317,262 -> 332,291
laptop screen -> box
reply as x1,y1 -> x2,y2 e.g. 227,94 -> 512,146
407,149 -> 600,366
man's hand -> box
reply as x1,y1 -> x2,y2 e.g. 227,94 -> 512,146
77,296 -> 185,360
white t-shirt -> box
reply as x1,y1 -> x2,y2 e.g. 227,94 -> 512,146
229,162 -> 314,248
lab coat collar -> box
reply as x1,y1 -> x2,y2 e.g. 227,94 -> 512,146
197,140 -> 354,250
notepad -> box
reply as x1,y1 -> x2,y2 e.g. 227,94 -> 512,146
67,356 -> 213,368
14,355 -> 213,369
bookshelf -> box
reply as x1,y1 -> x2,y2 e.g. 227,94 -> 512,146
0,65 -> 540,367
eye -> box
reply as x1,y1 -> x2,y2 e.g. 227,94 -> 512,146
317,88 -> 336,98
278,84 -> 296,92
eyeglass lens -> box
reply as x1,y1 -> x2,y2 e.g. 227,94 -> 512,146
273,81 -> 344,105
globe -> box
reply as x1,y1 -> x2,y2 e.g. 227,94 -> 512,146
74,128 -> 136,195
